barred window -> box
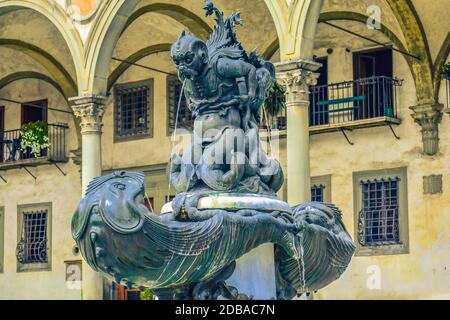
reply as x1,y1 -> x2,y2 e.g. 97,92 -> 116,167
167,75 -> 193,134
16,203 -> 52,271
17,210 -> 48,264
359,178 -> 400,246
311,175 -> 331,203
114,80 -> 153,141
311,184 -> 325,202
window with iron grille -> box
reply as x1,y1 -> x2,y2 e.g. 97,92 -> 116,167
311,175 -> 331,203
359,178 -> 400,246
16,203 -> 52,271
353,167 -> 409,256
114,80 -> 153,141
17,210 -> 48,263
167,75 -> 193,135
311,184 -> 325,202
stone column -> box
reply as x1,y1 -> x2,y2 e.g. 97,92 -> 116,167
410,102 -> 444,156
70,94 -> 107,300
276,59 -> 320,205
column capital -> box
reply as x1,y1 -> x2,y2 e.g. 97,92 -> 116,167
410,101 -> 444,156
69,95 -> 108,134
275,59 -> 321,105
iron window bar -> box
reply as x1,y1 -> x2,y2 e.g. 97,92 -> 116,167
16,210 -> 48,264
358,177 -> 401,247
311,184 -> 326,202
167,76 -> 193,134
115,84 -> 151,139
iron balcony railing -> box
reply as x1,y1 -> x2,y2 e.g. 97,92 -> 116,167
309,76 -> 403,127
0,123 -> 68,164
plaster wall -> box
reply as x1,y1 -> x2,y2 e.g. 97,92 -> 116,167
0,80 -> 81,300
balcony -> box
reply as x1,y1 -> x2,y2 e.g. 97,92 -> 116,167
259,76 -> 402,140
309,76 -> 402,134
0,123 -> 68,171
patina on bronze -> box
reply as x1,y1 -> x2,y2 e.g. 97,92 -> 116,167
72,0 -> 355,300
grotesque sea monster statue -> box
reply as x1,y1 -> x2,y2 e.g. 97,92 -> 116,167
72,0 -> 355,300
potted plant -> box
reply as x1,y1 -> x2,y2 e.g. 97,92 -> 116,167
443,62 -> 450,80
263,81 -> 286,129
20,121 -> 50,158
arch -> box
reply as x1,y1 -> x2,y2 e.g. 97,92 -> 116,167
317,12 -> 408,55
108,43 -> 172,91
266,11 -> 412,69
121,3 -> 212,41
0,70 -> 82,148
385,0 -> 433,102
433,33 -> 450,101
0,39 -> 77,97
263,38 -> 280,61
262,0 -> 324,59
317,11 -> 419,83
0,71 -> 66,99
85,0 -> 216,95
0,0 -> 84,92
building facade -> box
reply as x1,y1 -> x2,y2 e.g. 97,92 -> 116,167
0,0 -> 449,299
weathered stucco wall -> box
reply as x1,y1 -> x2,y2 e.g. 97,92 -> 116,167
0,80 -> 81,299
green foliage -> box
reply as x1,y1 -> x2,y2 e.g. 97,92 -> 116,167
20,121 -> 50,156
443,62 -> 450,79
140,288 -> 155,300
264,81 -> 286,118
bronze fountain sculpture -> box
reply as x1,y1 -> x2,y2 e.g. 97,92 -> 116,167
72,1 -> 355,300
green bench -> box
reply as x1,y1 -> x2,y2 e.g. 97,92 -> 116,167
315,95 -> 365,114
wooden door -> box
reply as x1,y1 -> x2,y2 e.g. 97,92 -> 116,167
21,100 -> 48,158
21,99 -> 48,125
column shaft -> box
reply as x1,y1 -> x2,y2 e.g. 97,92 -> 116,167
276,59 -> 321,205
70,95 -> 107,300
286,100 -> 311,204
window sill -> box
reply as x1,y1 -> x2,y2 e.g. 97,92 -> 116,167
114,133 -> 153,143
17,263 -> 51,273
355,242 -> 409,256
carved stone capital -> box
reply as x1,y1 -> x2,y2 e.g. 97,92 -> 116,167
275,59 -> 321,106
70,95 -> 108,134
410,102 -> 444,156
445,107 -> 450,116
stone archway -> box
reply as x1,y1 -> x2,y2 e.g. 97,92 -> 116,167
0,0 -> 83,88
263,0 -> 324,60
0,39 -> 77,97
0,71 -> 67,99
0,0 -> 85,149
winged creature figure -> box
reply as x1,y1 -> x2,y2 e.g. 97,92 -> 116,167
169,0 -> 282,195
